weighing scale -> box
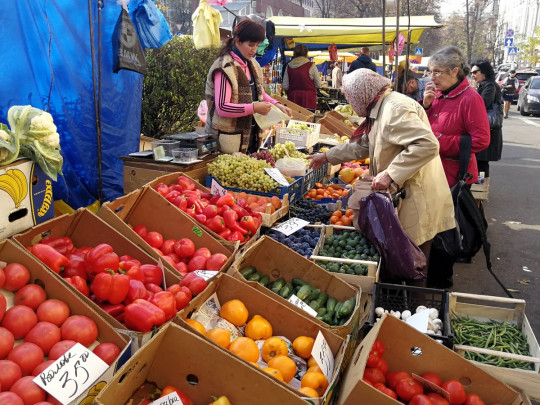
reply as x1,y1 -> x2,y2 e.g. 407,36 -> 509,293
166,132 -> 219,156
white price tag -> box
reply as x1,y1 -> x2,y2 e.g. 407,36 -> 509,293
288,294 -> 318,317
311,331 -> 334,382
405,309 -> 430,333
194,270 -> 219,281
153,146 -> 166,160
33,343 -> 109,405
264,168 -> 290,187
150,392 -> 184,405
272,217 -> 309,236
211,179 -> 228,197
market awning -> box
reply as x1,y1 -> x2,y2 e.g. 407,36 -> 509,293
268,15 -> 443,45
284,50 -> 358,63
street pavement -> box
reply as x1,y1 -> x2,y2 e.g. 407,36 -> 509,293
452,107 -> 540,340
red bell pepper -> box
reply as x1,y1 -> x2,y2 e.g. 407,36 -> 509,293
187,195 -> 204,213
232,221 -> 248,235
216,193 -> 234,207
240,216 -> 258,235
185,205 -> 197,218
124,299 -> 166,332
227,231 -> 245,242
173,195 -> 188,211
146,283 -> 163,295
223,210 -> 238,229
165,190 -> 181,203
209,194 -> 220,205
92,270 -> 130,304
202,204 -> 218,219
63,254 -> 88,279
218,228 -> 232,239
252,212 -> 262,229
119,257 -> 142,271
86,244 -> 120,275
166,284 -> 181,295
148,291 -> 177,321
140,264 -> 163,286
39,237 -> 74,256
125,266 -> 145,282
65,276 -> 89,297
31,243 -> 69,274
206,215 -> 226,233
236,198 -> 247,208
195,214 -> 207,224
173,286 -> 192,311
231,204 -> 249,219
179,273 -> 208,296
219,205 -> 233,216
101,303 -> 125,318
177,175 -> 196,191
124,279 -> 148,305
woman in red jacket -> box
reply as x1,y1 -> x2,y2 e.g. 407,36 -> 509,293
423,46 -> 490,288
282,44 -> 321,110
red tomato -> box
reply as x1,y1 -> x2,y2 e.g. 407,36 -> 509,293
396,378 -> 424,401
14,284 -> 47,310
363,378 -> 374,387
161,240 -> 176,256
145,231 -> 164,249
422,372 -> 443,387
427,393 -> 450,405
0,294 -> 6,322
465,394 -> 485,405
60,315 -> 98,347
36,299 -> 70,327
160,385 -> 193,405
410,394 -> 435,405
442,380 -> 467,405
154,183 -> 169,196
24,322 -> 61,355
93,342 -> 121,365
374,356 -> 388,375
193,247 -> 212,259
174,238 -> 195,258
133,224 -> 148,238
374,383 -> 398,399
2,305 -> 38,339
370,340 -> 385,356
0,360 -> 22,390
11,376 -> 47,404
363,367 -> 385,385
0,268 -> 5,289
387,371 -> 410,390
8,342 -> 44,376
48,340 -> 77,361
366,353 -> 380,368
0,326 -> 15,359
174,261 -> 188,274
187,255 -> 207,272
206,253 -> 228,271
0,392 -> 24,405
2,263 -> 30,292
32,359 -> 56,376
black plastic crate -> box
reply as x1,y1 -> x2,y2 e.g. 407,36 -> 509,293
366,283 -> 453,348
301,162 -> 329,195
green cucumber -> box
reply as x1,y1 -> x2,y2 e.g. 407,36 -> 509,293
258,275 -> 271,287
317,307 -> 327,317
296,285 -> 313,301
247,271 -> 263,282
326,297 -> 337,312
271,278 -> 286,294
315,291 -> 328,308
308,300 -> 321,311
321,310 -> 335,325
292,278 -> 310,288
338,297 -> 356,319
240,266 -> 256,278
308,288 -> 321,301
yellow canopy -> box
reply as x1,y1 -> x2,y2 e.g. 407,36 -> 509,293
268,15 -> 442,45
284,50 -> 358,63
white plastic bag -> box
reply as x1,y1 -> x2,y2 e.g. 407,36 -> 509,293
253,104 -> 290,129
275,157 -> 307,177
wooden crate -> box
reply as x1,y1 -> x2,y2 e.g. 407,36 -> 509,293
449,292 -> 540,401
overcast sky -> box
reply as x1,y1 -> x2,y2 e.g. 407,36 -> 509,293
439,0 -> 464,16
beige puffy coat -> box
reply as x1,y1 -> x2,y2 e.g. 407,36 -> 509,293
326,90 -> 455,246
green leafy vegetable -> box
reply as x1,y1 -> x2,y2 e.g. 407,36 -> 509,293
0,123 -> 19,166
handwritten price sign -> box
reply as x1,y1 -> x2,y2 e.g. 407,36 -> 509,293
264,168 -> 290,186
150,391 -> 184,405
194,270 -> 219,281
272,217 -> 309,236
312,331 -> 334,381
288,294 -> 318,317
33,343 -> 109,405
211,179 -> 228,197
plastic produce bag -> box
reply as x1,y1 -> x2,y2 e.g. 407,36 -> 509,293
357,192 -> 426,282
253,105 -> 290,129
192,0 -> 223,50
132,0 -> 173,49
197,100 -> 208,124
112,4 -> 147,74
275,158 -> 306,177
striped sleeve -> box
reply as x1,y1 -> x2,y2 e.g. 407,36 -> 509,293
214,71 -> 255,117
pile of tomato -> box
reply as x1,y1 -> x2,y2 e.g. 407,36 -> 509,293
27,237 -> 208,333
154,175 -> 263,243
0,260 -> 123,404
363,340 -> 504,405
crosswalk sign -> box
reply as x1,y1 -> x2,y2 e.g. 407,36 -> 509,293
414,48 -> 423,56
508,47 -> 518,56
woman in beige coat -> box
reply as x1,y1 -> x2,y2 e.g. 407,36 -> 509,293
309,69 -> 455,283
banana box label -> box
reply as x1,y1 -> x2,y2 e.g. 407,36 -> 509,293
0,159 -> 54,239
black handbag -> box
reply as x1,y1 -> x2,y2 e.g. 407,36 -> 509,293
487,101 -> 503,130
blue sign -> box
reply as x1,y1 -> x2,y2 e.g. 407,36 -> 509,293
508,46 -> 518,56
505,37 -> 514,47
506,28 -> 515,37
414,48 -> 423,56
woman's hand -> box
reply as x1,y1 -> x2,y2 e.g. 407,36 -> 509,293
307,153 -> 328,170
253,102 -> 272,115
371,171 -> 393,190
276,103 -> 293,117
423,81 -> 436,109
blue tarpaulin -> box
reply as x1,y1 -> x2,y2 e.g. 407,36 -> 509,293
0,0 -> 144,208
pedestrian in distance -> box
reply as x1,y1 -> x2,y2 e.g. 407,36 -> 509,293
282,44 -> 321,110
332,61 -> 343,89
501,69 -> 519,118
348,47 -> 377,73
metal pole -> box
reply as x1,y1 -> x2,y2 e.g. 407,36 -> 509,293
393,0 -> 401,90
382,0 -> 386,75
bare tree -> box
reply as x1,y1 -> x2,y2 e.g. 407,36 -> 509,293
313,0 -> 335,17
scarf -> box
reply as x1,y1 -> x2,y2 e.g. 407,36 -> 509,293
350,87 -> 388,142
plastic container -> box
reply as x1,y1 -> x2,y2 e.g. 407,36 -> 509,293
172,148 -> 198,163
275,120 -> 321,148
151,140 -> 180,160
275,158 -> 307,177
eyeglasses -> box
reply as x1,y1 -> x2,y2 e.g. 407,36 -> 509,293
428,70 -> 447,77
471,70 -> 480,74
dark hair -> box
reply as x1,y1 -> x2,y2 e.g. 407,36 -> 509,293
429,46 -> 470,80
472,59 -> 495,79
293,44 -> 308,58
218,19 -> 265,57
509,69 -> 516,74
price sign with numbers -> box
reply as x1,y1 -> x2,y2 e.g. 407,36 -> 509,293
264,168 -> 290,186
311,331 -> 334,381
194,270 -> 219,281
150,391 -> 184,405
33,343 -> 109,405
211,179 -> 228,197
272,217 -> 309,236
288,294 -> 318,317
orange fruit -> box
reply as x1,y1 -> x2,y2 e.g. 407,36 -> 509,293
236,192 -> 248,200
263,367 -> 284,381
316,189 -> 325,196
184,319 -> 206,335
298,386 -> 319,398
339,168 -> 355,183
229,337 -> 260,362
249,202 -> 260,211
345,209 -> 354,217
268,355 -> 297,383
301,371 -> 329,396
261,336 -> 289,363
220,299 -> 249,326
307,365 -> 323,374
335,221 -> 344,226
206,327 -> 231,349
247,195 -> 258,205
354,167 -> 364,178
257,197 -> 269,205
330,216 -> 339,224
245,314 -> 273,340
271,196 -> 281,209
332,210 -> 343,218
292,336 -> 315,359
341,216 -> 352,226
307,356 -> 318,368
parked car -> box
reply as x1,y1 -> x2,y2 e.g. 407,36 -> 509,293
517,76 -> 540,116
496,70 -> 539,102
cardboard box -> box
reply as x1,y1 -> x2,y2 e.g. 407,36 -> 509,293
94,323 -> 310,405
98,186 -> 237,274
0,239 -> 131,404
0,159 -> 54,239
337,314 -> 522,405
177,273 -> 348,405
274,95 -> 315,122
228,235 -> 363,339
450,292 -> 540,400
12,209 -> 183,347
317,114 -> 355,139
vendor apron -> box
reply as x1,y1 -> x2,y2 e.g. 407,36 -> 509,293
247,67 -> 260,154
286,63 -> 317,110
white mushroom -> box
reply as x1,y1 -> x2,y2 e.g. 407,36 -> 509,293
401,310 -> 412,320
415,305 -> 427,313
429,308 -> 439,320
375,307 -> 385,317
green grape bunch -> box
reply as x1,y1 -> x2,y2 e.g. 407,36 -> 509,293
269,141 -> 309,163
